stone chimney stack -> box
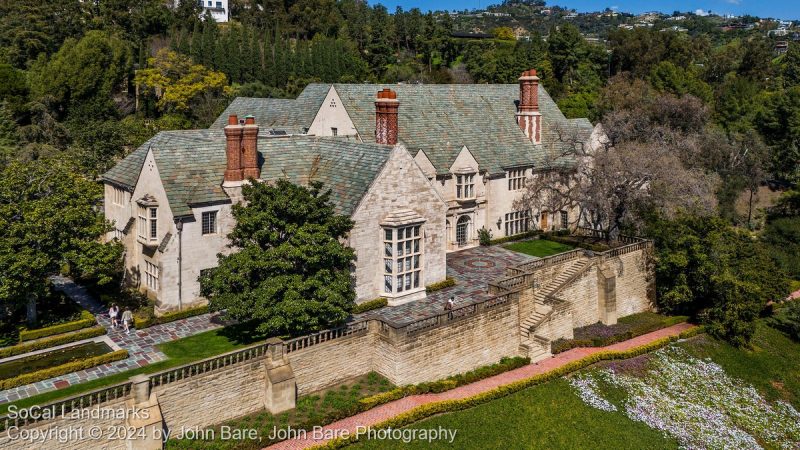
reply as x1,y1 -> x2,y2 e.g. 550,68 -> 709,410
375,88 -> 399,146
224,114 -> 244,184
516,69 -> 542,144
241,115 -> 260,180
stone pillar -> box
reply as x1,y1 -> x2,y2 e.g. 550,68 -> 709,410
375,88 -> 399,145
516,69 -> 542,145
126,375 -> 164,450
597,265 -> 618,325
264,338 -> 296,414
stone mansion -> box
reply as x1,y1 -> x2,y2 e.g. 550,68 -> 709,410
102,71 -> 602,313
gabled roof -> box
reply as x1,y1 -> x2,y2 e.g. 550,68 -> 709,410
102,131 -> 392,217
213,83 -> 590,176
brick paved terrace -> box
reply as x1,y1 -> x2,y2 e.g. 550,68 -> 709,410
358,245 -> 536,327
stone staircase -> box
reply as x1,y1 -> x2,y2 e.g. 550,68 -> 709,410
519,258 -> 590,362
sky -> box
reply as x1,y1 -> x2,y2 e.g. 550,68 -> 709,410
372,0 -> 800,20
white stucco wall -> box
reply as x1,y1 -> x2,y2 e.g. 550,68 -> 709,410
307,87 -> 358,137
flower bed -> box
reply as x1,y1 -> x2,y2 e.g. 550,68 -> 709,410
0,326 -> 106,359
568,346 -> 800,449
19,310 -> 96,342
0,349 -> 128,390
551,312 -> 689,354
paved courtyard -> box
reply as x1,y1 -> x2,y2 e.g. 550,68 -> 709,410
360,245 -> 536,326
0,246 -> 534,404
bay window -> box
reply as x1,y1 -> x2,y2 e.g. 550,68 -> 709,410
383,224 -> 423,295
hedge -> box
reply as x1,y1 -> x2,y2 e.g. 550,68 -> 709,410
319,326 -> 703,449
551,316 -> 690,354
0,326 -> 107,359
0,349 -> 129,390
488,230 -> 542,246
133,305 -> 209,329
425,277 -> 456,293
542,233 -> 609,252
18,310 -> 97,342
358,356 -> 529,411
352,298 -> 388,314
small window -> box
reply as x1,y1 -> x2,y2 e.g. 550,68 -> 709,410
216,1 -> 222,8
560,211 -> 569,230
331,127 -> 338,136
149,208 -> 158,240
144,260 -> 159,291
112,187 -> 126,206
330,99 -> 336,108
202,211 -> 217,235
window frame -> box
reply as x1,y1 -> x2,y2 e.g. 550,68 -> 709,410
560,210 -> 569,230
383,224 -> 424,295
201,211 -> 218,235
144,260 -> 159,291
507,169 -> 526,191
331,127 -> 338,136
505,210 -> 531,237
455,173 -> 475,199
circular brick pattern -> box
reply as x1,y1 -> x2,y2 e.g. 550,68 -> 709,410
463,258 -> 497,269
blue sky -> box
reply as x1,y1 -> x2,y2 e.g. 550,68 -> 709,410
373,0 -> 800,20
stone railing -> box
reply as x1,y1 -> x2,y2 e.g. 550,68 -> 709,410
391,290 -> 516,336
574,226 -> 607,239
511,248 -> 584,275
283,321 -> 369,354
598,239 -> 651,259
149,341 -> 272,389
0,382 -> 132,432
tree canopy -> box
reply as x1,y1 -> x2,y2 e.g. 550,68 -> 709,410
200,179 -> 356,337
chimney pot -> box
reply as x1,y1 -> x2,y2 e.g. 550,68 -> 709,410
244,115 -> 256,125
242,116 -> 260,179
516,69 -> 541,144
228,114 -> 238,125
224,118 -> 244,183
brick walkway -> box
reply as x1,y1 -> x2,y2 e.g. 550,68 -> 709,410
267,322 -> 695,450
0,277 -> 225,404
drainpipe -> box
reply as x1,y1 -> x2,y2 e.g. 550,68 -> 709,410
175,219 -> 183,311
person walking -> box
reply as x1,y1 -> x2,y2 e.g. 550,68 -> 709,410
121,308 -> 133,335
109,304 -> 119,329
445,296 -> 455,319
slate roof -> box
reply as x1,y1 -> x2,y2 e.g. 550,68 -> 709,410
213,83 -> 592,176
102,131 -> 392,217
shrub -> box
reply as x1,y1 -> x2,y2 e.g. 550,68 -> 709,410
542,233 -> 609,252
352,298 -> 388,314
768,301 -> 800,341
425,277 -> 456,293
133,305 -> 209,329
0,326 -> 106,359
0,350 -> 128,390
488,230 -> 541,246
19,310 -> 96,342
478,227 -> 493,246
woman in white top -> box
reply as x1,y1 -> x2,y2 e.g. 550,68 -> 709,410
109,304 -> 119,329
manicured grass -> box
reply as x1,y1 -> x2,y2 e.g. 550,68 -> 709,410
677,322 -> 800,408
0,323 -> 266,415
167,372 -> 394,449
790,279 -> 800,294
503,239 -> 574,257
351,378 -> 678,450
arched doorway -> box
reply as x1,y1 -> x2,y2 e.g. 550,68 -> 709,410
456,215 -> 471,247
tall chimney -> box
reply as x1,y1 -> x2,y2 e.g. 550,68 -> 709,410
375,88 -> 399,145
516,69 -> 542,144
241,115 -> 260,180
224,115 -> 244,184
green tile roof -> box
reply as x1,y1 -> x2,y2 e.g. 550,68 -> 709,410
213,83 -> 591,175
102,131 -> 392,217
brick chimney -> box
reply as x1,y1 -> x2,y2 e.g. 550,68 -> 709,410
516,69 -> 542,144
375,88 -> 399,145
224,114 -> 244,184
241,115 -> 260,180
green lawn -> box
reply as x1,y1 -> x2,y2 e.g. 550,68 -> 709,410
0,323 -> 265,415
504,239 -> 574,257
677,322 -> 800,408
351,378 -> 678,450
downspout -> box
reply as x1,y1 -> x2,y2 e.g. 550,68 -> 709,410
175,218 -> 183,311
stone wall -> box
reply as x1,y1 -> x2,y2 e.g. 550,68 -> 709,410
287,329 -> 374,396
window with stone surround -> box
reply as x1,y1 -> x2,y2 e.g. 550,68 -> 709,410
507,169 -> 526,190
202,211 -> 217,235
144,260 -> 159,291
138,206 -> 158,242
383,224 -> 423,295
456,173 -> 475,199
560,210 -> 568,229
505,210 -> 530,236
111,186 -> 126,206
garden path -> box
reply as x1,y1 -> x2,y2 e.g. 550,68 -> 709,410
266,322 -> 696,450
0,276 -> 224,404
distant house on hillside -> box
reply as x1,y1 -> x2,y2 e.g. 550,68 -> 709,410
173,0 -> 229,22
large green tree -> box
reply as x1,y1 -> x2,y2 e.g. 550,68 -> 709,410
647,214 -> 788,346
200,179 -> 356,336
0,158 -> 122,325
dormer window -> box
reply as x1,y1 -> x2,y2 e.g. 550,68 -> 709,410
136,195 -> 159,243
456,173 -> 475,199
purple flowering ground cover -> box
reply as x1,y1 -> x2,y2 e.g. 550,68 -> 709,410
551,312 -> 689,354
